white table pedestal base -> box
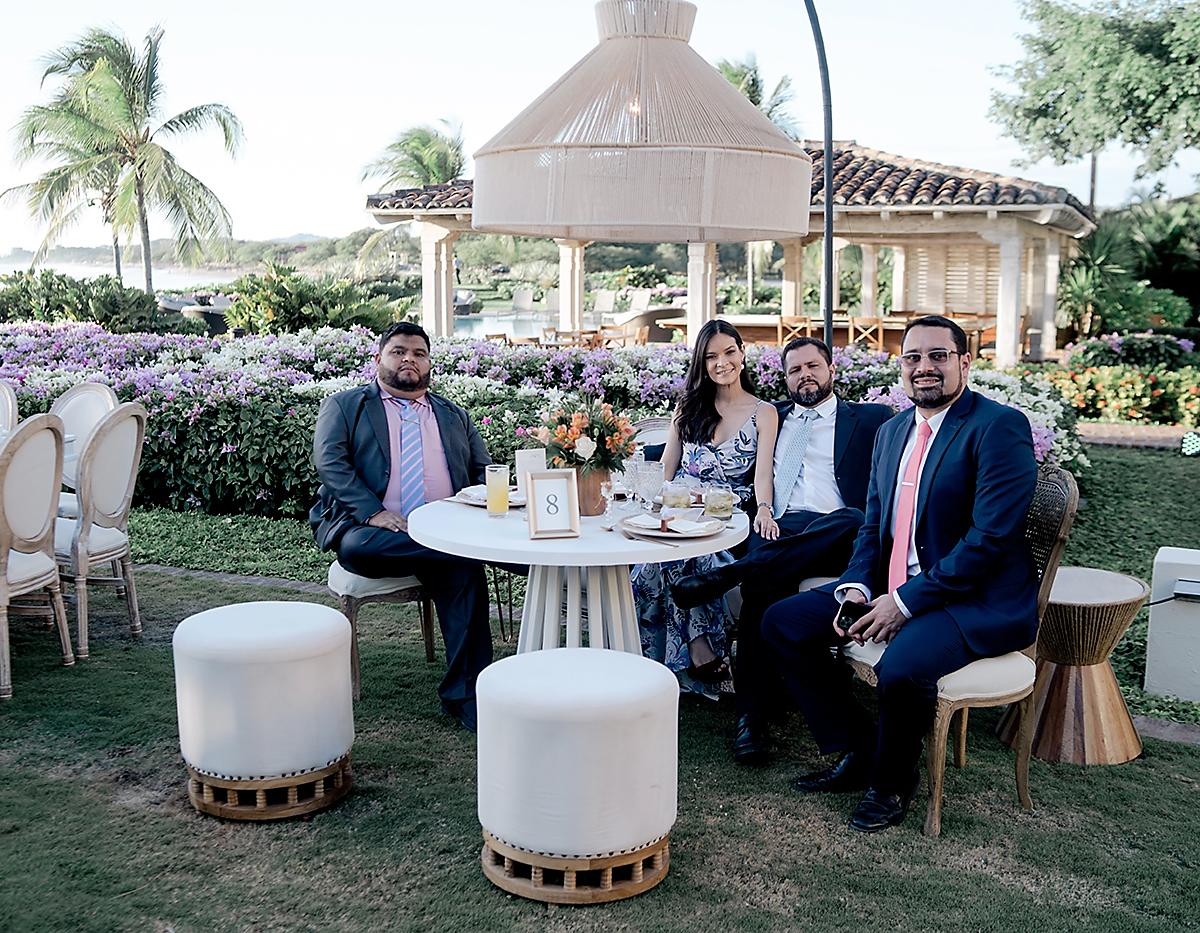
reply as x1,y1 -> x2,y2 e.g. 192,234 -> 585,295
516,564 -> 642,654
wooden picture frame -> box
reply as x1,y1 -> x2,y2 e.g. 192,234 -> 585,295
526,469 -> 581,539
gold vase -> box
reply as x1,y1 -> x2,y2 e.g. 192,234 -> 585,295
576,467 -> 609,517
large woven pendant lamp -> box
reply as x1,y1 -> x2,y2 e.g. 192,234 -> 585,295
472,0 -> 813,243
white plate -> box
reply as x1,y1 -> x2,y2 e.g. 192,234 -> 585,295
453,485 -> 527,508
620,515 -> 724,538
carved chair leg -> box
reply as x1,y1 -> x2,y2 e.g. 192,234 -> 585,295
341,596 -> 360,701
119,556 -> 141,636
420,597 -> 436,663
111,558 -> 126,598
923,700 -> 954,838
0,608 -> 11,700
953,708 -> 969,768
48,581 -> 75,667
75,574 -> 90,661
1015,693 -> 1034,811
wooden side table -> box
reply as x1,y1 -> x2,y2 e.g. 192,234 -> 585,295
1002,567 -> 1149,764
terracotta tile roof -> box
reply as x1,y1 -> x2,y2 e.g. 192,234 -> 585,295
365,143 -> 1092,221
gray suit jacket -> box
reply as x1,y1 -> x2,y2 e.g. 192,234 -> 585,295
308,382 -> 491,550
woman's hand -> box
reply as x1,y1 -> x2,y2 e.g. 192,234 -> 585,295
753,506 -> 779,540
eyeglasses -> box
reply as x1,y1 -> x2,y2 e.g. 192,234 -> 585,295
899,349 -> 960,368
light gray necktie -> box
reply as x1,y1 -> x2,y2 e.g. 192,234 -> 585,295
772,408 -> 819,519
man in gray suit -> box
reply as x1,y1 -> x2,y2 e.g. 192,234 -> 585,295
310,322 -> 492,732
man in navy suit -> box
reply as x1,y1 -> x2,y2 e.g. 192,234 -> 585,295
310,321 -> 493,732
670,337 -> 892,763
762,316 -> 1038,832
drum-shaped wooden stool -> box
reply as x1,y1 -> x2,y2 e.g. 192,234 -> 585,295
1002,567 -> 1148,764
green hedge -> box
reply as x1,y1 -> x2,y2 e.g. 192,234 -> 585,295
0,270 -> 203,334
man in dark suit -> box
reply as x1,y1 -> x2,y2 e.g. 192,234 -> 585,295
310,321 -> 492,732
670,337 -> 892,763
762,315 -> 1038,832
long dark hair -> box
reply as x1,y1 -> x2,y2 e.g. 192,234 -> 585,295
675,319 -> 755,444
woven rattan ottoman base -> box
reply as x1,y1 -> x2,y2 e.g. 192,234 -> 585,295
186,753 -> 353,821
480,829 -> 670,904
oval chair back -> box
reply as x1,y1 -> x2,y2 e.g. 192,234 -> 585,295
0,381 -> 17,434
74,403 -> 147,536
50,382 -> 118,488
0,413 -> 64,601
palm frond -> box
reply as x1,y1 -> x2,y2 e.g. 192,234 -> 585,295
154,103 -> 244,154
362,120 -> 465,187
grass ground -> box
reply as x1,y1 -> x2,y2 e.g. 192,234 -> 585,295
3,573 -> 1200,932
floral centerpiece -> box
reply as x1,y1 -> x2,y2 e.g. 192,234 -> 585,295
533,400 -> 638,514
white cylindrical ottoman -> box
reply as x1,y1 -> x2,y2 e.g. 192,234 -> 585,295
173,601 -> 355,820
477,648 -> 678,903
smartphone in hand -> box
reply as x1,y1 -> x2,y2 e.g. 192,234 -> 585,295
834,599 -> 869,637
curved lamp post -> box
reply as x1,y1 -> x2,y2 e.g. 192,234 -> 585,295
804,0 -> 835,347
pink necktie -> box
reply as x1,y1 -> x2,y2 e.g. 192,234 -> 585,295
888,420 -> 932,593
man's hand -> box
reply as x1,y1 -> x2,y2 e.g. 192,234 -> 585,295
848,593 -> 907,644
368,509 -> 407,533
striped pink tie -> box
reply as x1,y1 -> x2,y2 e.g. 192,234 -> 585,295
888,420 -> 932,593
389,398 -> 425,518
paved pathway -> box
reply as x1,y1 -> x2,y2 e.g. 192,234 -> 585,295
1078,422 -> 1190,449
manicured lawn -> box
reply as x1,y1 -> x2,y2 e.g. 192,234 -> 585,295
2,573 -> 1199,931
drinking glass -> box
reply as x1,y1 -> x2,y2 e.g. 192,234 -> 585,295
485,464 -> 510,517
661,479 -> 692,510
638,462 -> 665,510
703,482 -> 736,520
600,478 -> 616,528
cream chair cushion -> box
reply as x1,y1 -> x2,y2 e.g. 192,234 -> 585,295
7,549 -> 57,588
53,518 -> 128,558
844,639 -> 1035,701
173,601 -> 354,779
327,560 -> 421,599
477,648 -> 678,857
57,492 -> 79,520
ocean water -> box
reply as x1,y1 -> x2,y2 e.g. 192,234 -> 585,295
0,260 -> 241,291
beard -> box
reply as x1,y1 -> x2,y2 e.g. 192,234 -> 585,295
790,374 -> 834,407
380,367 -> 430,392
905,373 -> 957,409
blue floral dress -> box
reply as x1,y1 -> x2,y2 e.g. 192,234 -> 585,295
631,402 -> 764,698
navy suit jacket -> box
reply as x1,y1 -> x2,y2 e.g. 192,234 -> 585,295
308,382 -> 491,551
836,388 -> 1039,654
772,398 -> 893,513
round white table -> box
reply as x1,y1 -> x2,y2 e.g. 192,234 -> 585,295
408,501 -> 749,654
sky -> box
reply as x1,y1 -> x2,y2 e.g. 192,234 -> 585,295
3,0 -> 1200,254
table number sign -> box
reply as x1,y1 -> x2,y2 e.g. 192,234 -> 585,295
526,469 -> 581,539
514,447 -> 548,497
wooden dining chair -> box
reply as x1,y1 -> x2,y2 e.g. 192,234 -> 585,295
484,333 -> 511,346
54,403 -> 147,659
634,325 -> 650,346
0,381 -> 17,434
848,315 -> 885,351
0,413 -> 75,699
777,316 -> 813,346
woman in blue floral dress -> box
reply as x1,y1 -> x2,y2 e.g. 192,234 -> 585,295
632,320 -> 779,698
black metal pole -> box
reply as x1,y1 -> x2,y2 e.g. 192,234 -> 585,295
803,0 -> 834,348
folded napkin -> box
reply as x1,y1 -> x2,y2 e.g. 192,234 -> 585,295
625,513 -> 662,530
666,519 -> 716,535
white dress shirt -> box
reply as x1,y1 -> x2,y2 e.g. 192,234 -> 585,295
777,394 -> 845,515
836,406 -> 951,617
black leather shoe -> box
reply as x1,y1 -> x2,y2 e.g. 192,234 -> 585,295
441,700 -> 478,734
790,750 -> 870,794
847,773 -> 919,833
732,714 -> 769,764
670,565 -> 741,609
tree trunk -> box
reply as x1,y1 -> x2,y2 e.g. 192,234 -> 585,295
135,172 -> 153,295
1089,152 -> 1098,216
111,227 -> 122,284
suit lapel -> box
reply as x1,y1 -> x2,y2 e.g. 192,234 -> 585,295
914,389 -> 974,530
833,399 -> 855,472
430,395 -> 464,489
363,383 -> 390,463
878,410 -> 912,535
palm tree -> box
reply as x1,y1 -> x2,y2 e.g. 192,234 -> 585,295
717,54 -> 798,309
24,26 -> 243,294
358,121 -> 465,271
4,81 -> 126,279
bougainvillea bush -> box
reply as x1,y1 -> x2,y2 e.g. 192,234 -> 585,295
0,323 -> 1083,516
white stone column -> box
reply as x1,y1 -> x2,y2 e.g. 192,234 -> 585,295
686,242 -> 718,345
555,239 -> 588,331
891,246 -> 908,313
860,244 -> 878,316
819,238 -> 847,312
993,233 -> 1024,368
1027,239 -> 1046,360
419,222 -> 460,337
1041,237 -> 1061,359
780,239 -> 805,317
